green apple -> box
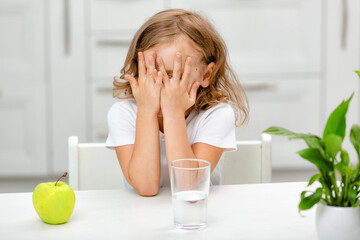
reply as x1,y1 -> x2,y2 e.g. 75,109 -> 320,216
32,172 -> 75,225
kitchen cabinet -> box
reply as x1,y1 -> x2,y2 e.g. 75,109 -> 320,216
87,0 -> 166,143
0,0 -> 47,176
171,0 -> 322,75
324,0 -> 360,163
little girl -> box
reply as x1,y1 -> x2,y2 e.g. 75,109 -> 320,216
106,9 -> 248,196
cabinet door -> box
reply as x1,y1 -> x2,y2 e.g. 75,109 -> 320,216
88,0 -> 166,142
238,78 -> 321,170
90,0 -> 165,32
324,0 -> 360,164
170,0 -> 321,75
0,0 -> 47,176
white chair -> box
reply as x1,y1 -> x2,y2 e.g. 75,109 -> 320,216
222,133 -> 272,184
68,136 -> 125,190
68,134 -> 272,190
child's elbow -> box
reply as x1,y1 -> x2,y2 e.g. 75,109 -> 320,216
128,177 -> 159,197
137,186 -> 159,197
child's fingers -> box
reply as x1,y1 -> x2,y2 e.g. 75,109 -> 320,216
152,69 -> 158,84
172,52 -> 182,82
124,74 -> 139,91
156,71 -> 163,89
146,52 -> 156,79
138,52 -> 146,81
181,57 -> 192,88
156,57 -> 170,86
151,51 -> 157,75
189,81 -> 200,104
152,51 -> 157,64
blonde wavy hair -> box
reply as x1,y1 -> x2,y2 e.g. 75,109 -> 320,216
113,9 -> 249,126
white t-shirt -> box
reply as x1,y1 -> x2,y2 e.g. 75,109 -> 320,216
106,98 -> 237,188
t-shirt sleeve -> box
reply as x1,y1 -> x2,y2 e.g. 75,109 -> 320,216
193,104 -> 237,152
105,101 -> 136,149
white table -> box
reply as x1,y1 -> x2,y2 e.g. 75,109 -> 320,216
0,182 -> 318,240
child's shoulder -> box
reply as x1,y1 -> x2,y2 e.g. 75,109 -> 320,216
108,98 -> 137,115
196,102 -> 234,120
203,102 -> 233,115
111,98 -> 136,108
209,102 -> 233,111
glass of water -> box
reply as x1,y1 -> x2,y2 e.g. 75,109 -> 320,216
170,159 -> 211,230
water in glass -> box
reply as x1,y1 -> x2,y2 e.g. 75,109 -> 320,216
172,190 -> 208,230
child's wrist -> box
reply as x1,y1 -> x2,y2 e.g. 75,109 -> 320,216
162,109 -> 185,119
137,107 -> 159,117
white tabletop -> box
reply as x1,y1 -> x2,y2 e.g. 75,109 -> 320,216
0,182 -> 317,240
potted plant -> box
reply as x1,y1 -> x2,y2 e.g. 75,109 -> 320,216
263,71 -> 360,240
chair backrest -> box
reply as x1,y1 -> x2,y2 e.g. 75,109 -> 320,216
222,133 -> 272,184
69,134 -> 272,190
68,136 -> 125,190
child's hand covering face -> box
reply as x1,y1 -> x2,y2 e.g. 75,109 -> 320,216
142,36 -> 213,117
156,52 -> 200,117
144,37 -> 206,93
126,36 -> 214,117
124,51 -> 162,116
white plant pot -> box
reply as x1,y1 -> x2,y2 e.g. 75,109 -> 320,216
316,201 -> 360,240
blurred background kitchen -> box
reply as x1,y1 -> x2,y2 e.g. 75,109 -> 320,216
0,0 -> 359,193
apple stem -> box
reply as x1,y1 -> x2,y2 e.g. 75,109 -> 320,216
55,172 -> 68,186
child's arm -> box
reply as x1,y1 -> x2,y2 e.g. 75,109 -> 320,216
115,112 -> 160,196
159,53 -> 225,173
162,112 -> 225,173
115,52 -> 162,196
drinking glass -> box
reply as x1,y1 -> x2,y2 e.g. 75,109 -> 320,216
170,159 -> 211,230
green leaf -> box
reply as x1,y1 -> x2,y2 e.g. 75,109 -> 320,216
263,127 -> 327,156
340,149 -> 350,166
302,136 -> 323,149
308,173 -> 322,186
290,134 -> 323,148
299,188 -> 323,211
288,134 -> 319,140
349,188 -> 358,206
297,148 -> 333,172
262,127 -> 318,141
350,181 -> 360,188
318,176 -> 333,204
350,124 -> 360,159
335,162 -> 346,176
294,135 -> 327,158
300,190 -> 307,199
324,134 -> 343,159
355,70 -> 360,78
263,127 -> 298,136
323,94 -> 353,140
